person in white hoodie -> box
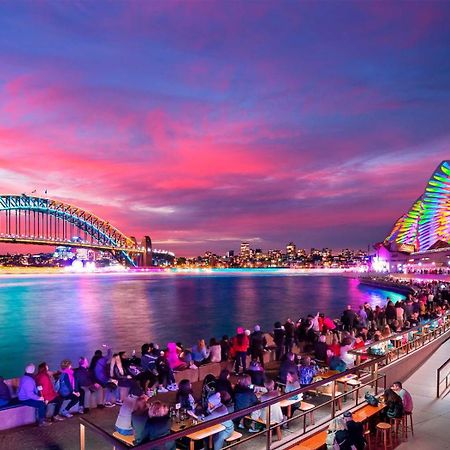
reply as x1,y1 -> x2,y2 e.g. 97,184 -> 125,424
115,384 -> 144,435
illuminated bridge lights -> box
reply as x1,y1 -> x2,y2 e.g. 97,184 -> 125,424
0,195 -> 154,267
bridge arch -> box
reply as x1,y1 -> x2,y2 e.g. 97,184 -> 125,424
0,195 -> 139,266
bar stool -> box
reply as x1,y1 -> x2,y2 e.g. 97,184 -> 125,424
376,422 -> 392,449
390,416 -> 407,441
404,411 -> 414,436
364,428 -> 372,450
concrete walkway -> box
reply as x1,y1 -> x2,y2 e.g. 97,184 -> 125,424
396,337 -> 450,450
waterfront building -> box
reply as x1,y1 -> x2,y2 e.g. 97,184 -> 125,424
373,161 -> 450,273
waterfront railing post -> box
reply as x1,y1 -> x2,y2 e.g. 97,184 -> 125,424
331,380 -> 336,418
266,405 -> 272,449
80,423 -> 85,450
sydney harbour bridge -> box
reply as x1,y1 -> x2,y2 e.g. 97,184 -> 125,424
0,195 -> 152,267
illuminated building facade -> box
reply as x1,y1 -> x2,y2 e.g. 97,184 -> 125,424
374,161 -> 450,273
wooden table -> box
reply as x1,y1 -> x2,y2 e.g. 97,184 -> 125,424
186,423 -> 225,450
337,373 -> 361,401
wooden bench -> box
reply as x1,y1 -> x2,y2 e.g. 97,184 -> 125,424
225,430 -> 242,444
289,430 -> 327,449
112,432 -> 135,447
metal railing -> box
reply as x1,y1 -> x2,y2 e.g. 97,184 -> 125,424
79,313 -> 450,450
437,356 -> 450,398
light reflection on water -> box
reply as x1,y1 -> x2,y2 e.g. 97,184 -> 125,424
0,272 -> 404,378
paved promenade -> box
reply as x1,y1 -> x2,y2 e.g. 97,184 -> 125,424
397,337 -> 450,450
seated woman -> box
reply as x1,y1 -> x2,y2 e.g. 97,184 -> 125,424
380,388 -> 404,422
146,401 -> 175,450
283,371 -> 302,418
233,374 -> 259,429
326,417 -> 350,450
0,376 -> 12,408
191,339 -> 209,365
340,337 -> 356,369
132,395 -> 150,445
35,362 -> 65,421
298,356 -> 318,387
215,369 -> 233,399
176,379 -> 196,412
249,378 -> 282,432
208,338 -> 222,363
203,392 -> 234,450
247,359 -> 265,386
166,342 -> 187,371
57,359 -> 81,417
115,383 -> 144,435
110,354 -> 134,401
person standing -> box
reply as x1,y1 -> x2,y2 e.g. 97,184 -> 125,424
273,322 -> 286,361
232,328 -> 249,375
250,325 -> 267,366
341,305 -> 357,332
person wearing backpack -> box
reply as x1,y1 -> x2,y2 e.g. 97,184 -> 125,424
326,417 -> 351,450
56,359 -> 81,417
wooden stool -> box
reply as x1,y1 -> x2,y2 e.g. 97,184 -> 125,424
405,411 -> 414,436
390,417 -> 407,441
225,430 -> 242,447
376,422 -> 392,450
364,428 -> 371,450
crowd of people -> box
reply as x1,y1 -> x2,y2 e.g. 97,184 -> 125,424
0,279 -> 446,450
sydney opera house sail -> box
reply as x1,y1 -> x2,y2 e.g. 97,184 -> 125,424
384,160 -> 450,252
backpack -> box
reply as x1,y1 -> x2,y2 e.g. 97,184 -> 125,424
55,373 -> 71,397
200,374 -> 217,412
365,392 -> 379,406
325,431 -> 341,450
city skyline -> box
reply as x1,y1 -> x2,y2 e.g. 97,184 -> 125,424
0,2 -> 449,256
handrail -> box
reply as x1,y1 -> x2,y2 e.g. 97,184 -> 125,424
349,311 -> 450,357
79,316 -> 450,450
437,355 -> 450,398
79,356 -> 384,449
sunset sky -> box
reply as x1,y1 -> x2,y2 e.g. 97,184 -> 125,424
0,1 -> 449,256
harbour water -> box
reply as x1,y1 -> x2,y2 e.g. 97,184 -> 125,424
0,271 -> 404,378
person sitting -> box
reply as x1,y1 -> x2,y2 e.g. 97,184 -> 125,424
203,392 -> 234,450
115,383 -> 143,435
284,372 -> 303,409
279,352 -> 298,385
215,369 -> 233,399
110,353 -> 133,400
132,395 -> 150,445
191,339 -> 209,365
56,359 -> 81,417
156,351 -> 177,392
208,338 -> 222,363
176,379 -> 196,412
17,363 -> 48,427
0,376 -> 12,408
340,337 -> 356,369
391,381 -> 413,413
249,378 -> 283,432
90,347 -> 116,407
343,410 -> 365,450
247,359 -> 265,386
166,342 -> 187,371
380,388 -> 404,421
146,401 -> 175,449
298,356 -> 318,387
326,417 -> 349,450
233,374 -> 259,429
35,362 -> 65,421
74,356 -> 100,413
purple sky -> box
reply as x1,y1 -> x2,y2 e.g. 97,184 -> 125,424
0,1 -> 449,256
